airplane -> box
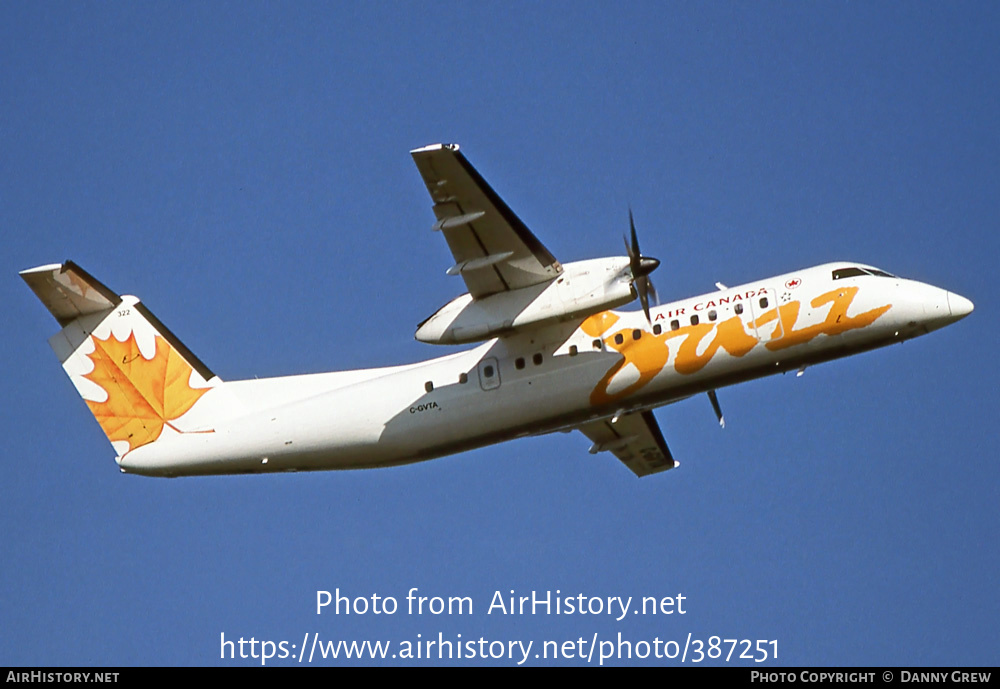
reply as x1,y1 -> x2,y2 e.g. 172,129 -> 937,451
21,143 -> 974,478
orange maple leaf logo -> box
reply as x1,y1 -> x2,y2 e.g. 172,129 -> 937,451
83,332 -> 210,452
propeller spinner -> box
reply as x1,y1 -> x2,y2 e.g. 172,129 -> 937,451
625,209 -> 660,324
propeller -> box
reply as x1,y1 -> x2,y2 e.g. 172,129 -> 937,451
707,390 -> 725,428
624,208 -> 660,324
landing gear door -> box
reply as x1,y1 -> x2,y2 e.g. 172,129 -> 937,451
477,357 -> 501,391
748,287 -> 783,342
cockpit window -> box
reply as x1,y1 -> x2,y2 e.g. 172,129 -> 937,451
832,267 -> 869,280
832,267 -> 898,280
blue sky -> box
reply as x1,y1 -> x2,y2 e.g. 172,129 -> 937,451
2,2 -> 997,666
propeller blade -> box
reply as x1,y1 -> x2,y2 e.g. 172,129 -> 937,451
707,390 -> 725,429
637,277 -> 651,324
629,208 -> 640,260
646,277 -> 659,307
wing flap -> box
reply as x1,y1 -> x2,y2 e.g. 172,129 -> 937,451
576,410 -> 677,477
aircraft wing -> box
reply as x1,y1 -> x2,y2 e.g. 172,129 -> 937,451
411,144 -> 563,299
576,410 -> 678,477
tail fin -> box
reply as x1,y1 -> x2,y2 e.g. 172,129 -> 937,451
21,262 -> 221,456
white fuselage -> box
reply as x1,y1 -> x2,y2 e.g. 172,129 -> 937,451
118,262 -> 971,477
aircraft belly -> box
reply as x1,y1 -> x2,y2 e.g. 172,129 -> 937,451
119,379 -> 415,475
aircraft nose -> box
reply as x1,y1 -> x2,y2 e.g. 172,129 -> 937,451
947,292 -> 974,320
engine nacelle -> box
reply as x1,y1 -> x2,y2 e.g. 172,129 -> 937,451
416,257 -> 634,345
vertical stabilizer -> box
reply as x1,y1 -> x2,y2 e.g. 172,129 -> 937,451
21,262 -> 222,458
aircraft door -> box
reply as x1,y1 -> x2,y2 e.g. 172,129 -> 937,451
477,357 -> 501,391
748,287 -> 784,343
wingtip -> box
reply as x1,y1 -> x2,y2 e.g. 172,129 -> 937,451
19,262 -> 64,277
410,143 -> 460,155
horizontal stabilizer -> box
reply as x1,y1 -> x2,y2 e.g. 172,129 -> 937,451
20,261 -> 121,327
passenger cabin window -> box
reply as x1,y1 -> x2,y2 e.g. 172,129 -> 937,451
424,381 -> 433,393
632,329 -> 642,340
759,297 -> 768,309
653,324 -> 662,335
690,315 -> 699,326
734,303 -> 743,315
614,333 -> 624,345
459,373 -> 468,384
532,353 -> 543,366
483,365 -> 494,378
515,357 -> 525,370
708,310 -> 717,322
592,339 -> 602,350
670,319 -> 679,331
569,345 -> 578,356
